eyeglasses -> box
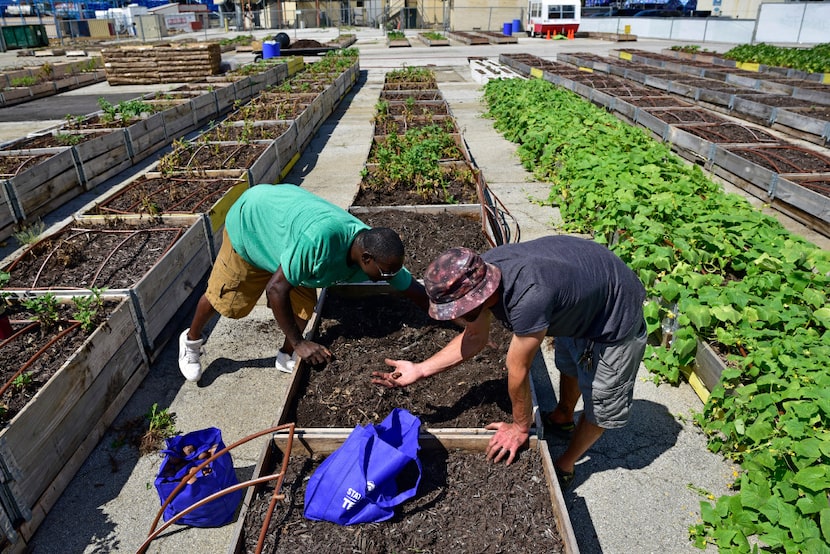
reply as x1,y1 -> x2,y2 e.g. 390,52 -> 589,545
372,258 -> 401,279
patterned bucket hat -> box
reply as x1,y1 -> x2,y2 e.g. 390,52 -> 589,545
424,247 -> 501,320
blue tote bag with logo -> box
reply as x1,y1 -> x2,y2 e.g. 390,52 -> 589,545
304,408 -> 422,525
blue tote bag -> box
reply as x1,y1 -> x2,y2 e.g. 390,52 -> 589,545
304,408 -> 422,525
154,427 -> 242,527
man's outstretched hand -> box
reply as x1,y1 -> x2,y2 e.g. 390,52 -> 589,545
371,359 -> 421,388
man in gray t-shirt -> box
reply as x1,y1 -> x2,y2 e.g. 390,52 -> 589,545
372,236 -> 647,490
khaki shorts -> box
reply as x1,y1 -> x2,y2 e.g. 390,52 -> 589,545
554,318 -> 647,429
206,229 -> 317,320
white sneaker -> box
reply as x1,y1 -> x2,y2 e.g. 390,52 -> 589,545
178,329 -> 204,382
275,350 -> 297,373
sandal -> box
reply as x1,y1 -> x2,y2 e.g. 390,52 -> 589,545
541,412 -> 575,440
554,465 -> 576,492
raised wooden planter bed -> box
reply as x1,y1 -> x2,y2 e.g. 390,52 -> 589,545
0,296 -> 147,551
709,146 -> 830,236
0,129 -> 133,191
660,47 -> 830,86
565,50 -> 830,147
227,431 -> 577,554
474,30 -> 518,44
418,33 -> 450,47
82,168 -> 248,246
1,215 -> 214,359
0,148 -> 82,236
386,37 -> 411,48
158,141 -> 280,188
524,53 -> 830,237
145,89 -> 220,129
446,31 -> 490,45
0,60 -> 105,108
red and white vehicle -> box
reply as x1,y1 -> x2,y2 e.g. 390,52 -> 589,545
526,0 -> 581,37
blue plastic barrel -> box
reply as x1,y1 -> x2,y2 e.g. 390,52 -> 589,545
502,22 -> 512,36
512,19 -> 521,33
262,41 -> 280,59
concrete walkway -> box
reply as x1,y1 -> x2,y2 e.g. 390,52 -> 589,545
14,30 -> 796,554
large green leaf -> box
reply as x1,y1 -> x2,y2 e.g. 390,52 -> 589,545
813,307 -> 830,328
792,465 -> 829,492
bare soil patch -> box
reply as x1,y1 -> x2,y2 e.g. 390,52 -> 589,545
158,143 -> 267,172
288,291 -> 513,429
678,123 -> 780,144
86,174 -> 241,215
0,153 -> 55,176
1,300 -> 116,424
239,446 -> 564,554
727,145 -> 830,173
4,219 -> 189,289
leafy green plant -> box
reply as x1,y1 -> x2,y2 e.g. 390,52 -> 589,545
13,220 -> 45,245
55,132 -> 84,146
722,42 -> 830,73
10,76 -> 36,87
22,293 -> 61,334
482,75 -> 830,553
140,403 -> 177,454
72,288 -> 106,333
366,123 -> 465,201
422,31 -> 446,41
97,97 -> 154,123
385,65 -> 435,84
12,372 -> 32,391
38,62 -> 54,79
387,31 -> 406,41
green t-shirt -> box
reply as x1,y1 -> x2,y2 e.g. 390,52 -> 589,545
224,184 -> 412,290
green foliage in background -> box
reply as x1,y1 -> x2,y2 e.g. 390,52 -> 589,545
483,76 -> 830,553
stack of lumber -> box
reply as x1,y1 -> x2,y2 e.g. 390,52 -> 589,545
101,42 -> 222,84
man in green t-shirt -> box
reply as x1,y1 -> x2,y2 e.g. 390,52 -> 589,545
179,184 -> 428,383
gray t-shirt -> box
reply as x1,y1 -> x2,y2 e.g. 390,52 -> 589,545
483,236 -> 646,343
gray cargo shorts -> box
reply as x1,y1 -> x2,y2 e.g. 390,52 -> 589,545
554,318 -> 647,429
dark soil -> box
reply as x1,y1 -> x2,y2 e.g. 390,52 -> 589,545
354,163 -> 480,206
4,219 -> 190,289
357,210 -> 491,276
239,446 -> 564,553
288,291 -> 514,429
678,123 -> 780,144
387,102 -> 450,117
1,300 -> 115,424
286,39 -> 325,49
226,100 -> 311,122
645,108 -> 727,124
61,114 -> 134,130
380,90 -> 444,102
86,174 -> 242,215
281,80 -> 329,94
626,96 -> 693,108
0,131 -> 111,151
158,143 -> 267,172
788,106 -> 830,122
200,122 -> 293,142
727,145 -> 830,173
736,94 -> 821,108
0,153 -> 56,176
791,177 -> 830,198
595,86 -> 651,97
